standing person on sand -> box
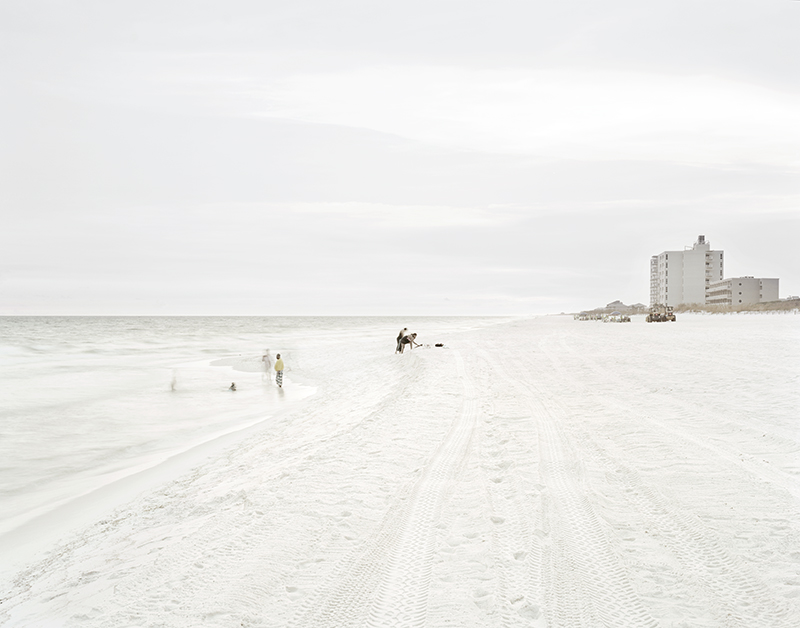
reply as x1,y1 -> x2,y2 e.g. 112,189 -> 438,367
395,328 -> 408,353
274,353 -> 285,387
399,332 -> 420,353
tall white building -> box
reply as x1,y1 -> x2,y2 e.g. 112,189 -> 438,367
707,277 -> 779,307
649,235 -> 724,307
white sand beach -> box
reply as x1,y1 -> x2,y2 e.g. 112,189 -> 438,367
1,314 -> 799,627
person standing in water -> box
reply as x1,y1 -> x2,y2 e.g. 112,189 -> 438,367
274,353 -> 285,387
262,349 -> 272,381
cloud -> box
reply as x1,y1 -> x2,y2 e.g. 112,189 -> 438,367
287,202 -> 517,229
2,1 -> 798,314
255,65 -> 800,167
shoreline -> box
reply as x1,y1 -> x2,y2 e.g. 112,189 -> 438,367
0,378 -> 317,579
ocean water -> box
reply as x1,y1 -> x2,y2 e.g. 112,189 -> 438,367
0,316 -> 505,540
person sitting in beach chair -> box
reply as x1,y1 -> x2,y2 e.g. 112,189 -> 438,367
398,332 -> 420,353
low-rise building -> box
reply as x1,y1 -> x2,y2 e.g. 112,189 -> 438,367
706,277 -> 779,307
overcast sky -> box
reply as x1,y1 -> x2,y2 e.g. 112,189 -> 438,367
1,0 -> 798,315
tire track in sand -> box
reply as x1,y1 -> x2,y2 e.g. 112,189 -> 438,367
287,351 -> 478,628
493,352 -> 660,628
574,434 -> 800,627
477,349 -> 546,627
545,333 -> 800,501
528,332 -> 798,628
534,337 -> 800,627
536,405 -> 660,628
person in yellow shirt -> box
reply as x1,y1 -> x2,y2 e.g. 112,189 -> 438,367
274,353 -> 285,387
